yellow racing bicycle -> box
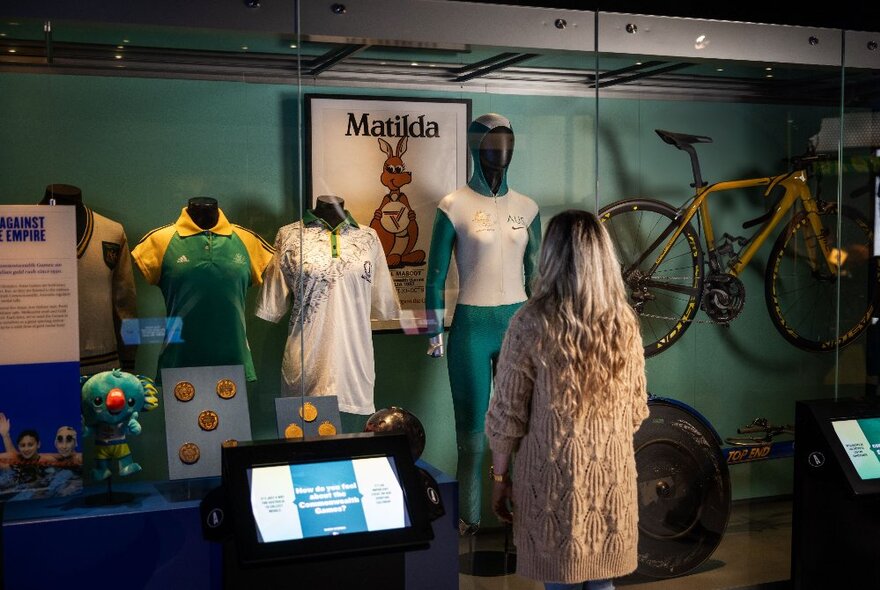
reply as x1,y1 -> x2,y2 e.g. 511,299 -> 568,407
600,129 -> 878,357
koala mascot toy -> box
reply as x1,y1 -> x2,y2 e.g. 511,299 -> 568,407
80,369 -> 159,481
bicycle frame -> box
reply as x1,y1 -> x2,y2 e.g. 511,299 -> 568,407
649,395 -> 795,466
724,439 -> 795,464
637,169 -> 838,281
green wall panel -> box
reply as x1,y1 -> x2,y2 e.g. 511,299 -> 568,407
0,72 -> 860,508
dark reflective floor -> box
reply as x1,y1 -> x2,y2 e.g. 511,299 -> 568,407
459,498 -> 792,590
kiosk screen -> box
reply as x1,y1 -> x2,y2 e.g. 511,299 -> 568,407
248,456 -> 411,543
831,418 -> 880,480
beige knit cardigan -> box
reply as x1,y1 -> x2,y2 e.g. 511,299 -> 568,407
485,308 -> 649,584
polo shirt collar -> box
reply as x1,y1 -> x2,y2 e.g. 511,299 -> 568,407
175,206 -> 234,237
302,209 -> 360,231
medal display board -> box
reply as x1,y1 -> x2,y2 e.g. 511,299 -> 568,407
274,395 -> 342,439
162,364 -> 252,479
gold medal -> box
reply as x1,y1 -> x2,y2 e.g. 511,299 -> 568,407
221,439 -> 238,448
299,402 -> 318,423
198,409 -> 219,431
174,381 -> 195,402
284,423 -> 304,439
179,442 -> 200,464
317,421 -> 337,436
216,378 -> 237,399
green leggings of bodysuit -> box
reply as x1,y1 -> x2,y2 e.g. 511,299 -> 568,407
447,301 -> 523,525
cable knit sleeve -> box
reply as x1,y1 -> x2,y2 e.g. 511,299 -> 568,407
629,331 -> 650,431
485,311 -> 535,455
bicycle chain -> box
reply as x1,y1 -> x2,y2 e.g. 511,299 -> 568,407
637,311 -> 729,325
633,274 -> 734,326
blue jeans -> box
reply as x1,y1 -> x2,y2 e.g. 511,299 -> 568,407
545,580 -> 614,590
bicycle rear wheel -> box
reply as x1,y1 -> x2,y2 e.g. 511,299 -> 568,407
765,203 -> 877,351
635,397 -> 730,578
600,199 -> 704,356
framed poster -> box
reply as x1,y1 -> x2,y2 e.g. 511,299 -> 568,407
306,94 -> 471,332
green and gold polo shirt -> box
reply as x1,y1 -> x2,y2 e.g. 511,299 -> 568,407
132,207 -> 274,381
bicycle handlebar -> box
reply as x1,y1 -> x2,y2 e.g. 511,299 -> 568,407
737,418 -> 794,436
790,152 -> 832,168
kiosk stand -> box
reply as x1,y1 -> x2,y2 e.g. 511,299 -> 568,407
204,432 -> 439,590
222,541 -> 406,589
792,397 -> 880,589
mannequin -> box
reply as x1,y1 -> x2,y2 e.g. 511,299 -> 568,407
424,114 -> 541,531
311,194 -> 347,229
256,195 -> 399,430
478,127 -> 515,195
132,199 -> 274,382
426,126 -> 515,357
39,184 -> 88,243
38,184 -> 138,374
186,196 -> 220,231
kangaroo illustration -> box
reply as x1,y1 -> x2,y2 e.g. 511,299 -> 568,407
371,136 -> 425,268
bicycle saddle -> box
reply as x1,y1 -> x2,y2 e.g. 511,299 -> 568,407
656,129 -> 713,148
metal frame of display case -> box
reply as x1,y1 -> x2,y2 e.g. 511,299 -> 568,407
2,0 -> 878,584
0,1 -> 878,103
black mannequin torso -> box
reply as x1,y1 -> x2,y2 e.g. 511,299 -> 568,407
39,184 -> 88,243
311,195 -> 347,228
478,127 -> 515,195
187,197 -> 219,230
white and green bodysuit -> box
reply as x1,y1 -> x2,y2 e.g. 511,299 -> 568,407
425,114 -> 541,524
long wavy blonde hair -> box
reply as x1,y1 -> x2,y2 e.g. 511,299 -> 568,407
525,209 -> 643,417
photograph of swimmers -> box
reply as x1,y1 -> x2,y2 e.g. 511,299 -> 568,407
0,413 -> 83,499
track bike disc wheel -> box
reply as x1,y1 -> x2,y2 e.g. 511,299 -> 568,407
634,398 -> 731,578
600,199 -> 704,357
765,203 -> 877,352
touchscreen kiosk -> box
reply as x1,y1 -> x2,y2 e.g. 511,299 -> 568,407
793,397 -> 880,589
222,432 -> 433,566
830,417 -> 880,489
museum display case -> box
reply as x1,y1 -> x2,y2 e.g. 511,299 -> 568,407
1,1 -> 878,588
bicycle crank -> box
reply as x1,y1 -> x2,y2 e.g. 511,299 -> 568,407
701,273 -> 745,323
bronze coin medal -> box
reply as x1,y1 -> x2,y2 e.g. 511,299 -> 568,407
221,439 -> 238,448
179,442 -> 201,464
299,402 -> 318,422
174,381 -> 195,402
216,378 -> 237,400
198,409 -> 219,431
317,421 -> 337,436
284,423 -> 304,439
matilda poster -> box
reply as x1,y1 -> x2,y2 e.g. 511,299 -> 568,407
307,95 -> 471,331
0,205 -> 82,500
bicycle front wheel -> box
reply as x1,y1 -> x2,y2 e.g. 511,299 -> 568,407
600,199 -> 704,357
765,203 -> 877,352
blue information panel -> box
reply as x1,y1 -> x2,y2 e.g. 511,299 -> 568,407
0,206 -> 82,502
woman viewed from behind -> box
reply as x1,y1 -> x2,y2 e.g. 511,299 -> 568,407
485,210 -> 649,590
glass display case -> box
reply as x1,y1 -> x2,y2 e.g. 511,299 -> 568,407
1,1 -> 878,588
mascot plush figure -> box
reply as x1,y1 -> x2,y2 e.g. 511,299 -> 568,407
80,369 -> 159,481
